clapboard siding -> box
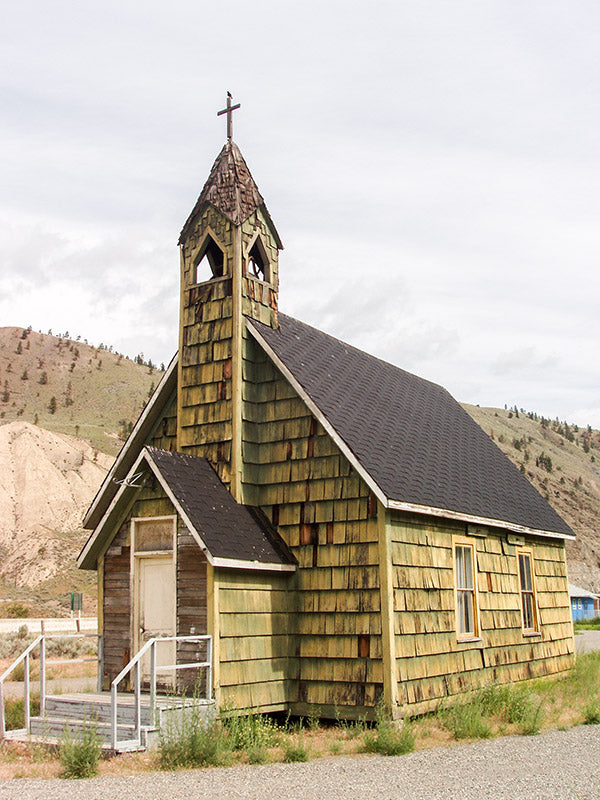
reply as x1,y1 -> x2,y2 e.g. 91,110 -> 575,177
218,571 -> 296,711
389,512 -> 574,712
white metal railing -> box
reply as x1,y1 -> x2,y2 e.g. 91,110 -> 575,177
110,635 -> 212,751
0,632 -> 102,738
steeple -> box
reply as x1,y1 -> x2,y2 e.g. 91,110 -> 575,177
176,99 -> 283,502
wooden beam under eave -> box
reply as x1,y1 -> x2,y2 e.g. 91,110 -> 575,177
377,501 -> 400,718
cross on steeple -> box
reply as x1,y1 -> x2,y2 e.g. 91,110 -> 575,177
217,92 -> 241,141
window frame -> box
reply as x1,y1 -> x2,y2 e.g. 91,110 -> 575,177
453,536 -> 481,641
517,548 -> 540,636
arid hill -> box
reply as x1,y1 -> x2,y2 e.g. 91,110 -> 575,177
464,404 -> 600,592
0,326 -> 163,457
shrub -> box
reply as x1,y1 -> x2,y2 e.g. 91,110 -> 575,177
438,694 -> 492,740
282,735 -> 309,762
584,698 -> 600,725
59,722 -> 101,779
158,712 -> 229,770
223,711 -> 279,751
362,702 -> 415,756
2,602 -> 30,618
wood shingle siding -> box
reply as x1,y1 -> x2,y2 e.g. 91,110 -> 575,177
389,513 -> 574,713
242,336 -> 383,715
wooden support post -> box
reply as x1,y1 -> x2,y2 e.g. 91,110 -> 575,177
207,564 -> 221,709
176,245 -> 186,451
230,225 -> 244,502
377,502 -> 400,718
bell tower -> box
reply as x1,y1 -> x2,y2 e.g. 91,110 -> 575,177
176,96 -> 283,501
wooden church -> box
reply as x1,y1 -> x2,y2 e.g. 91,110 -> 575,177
79,102 -> 575,720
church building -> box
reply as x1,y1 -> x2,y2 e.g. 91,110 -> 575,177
79,101 -> 575,719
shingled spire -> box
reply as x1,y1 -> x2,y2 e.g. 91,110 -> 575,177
179,140 -> 278,242
176,108 -> 283,503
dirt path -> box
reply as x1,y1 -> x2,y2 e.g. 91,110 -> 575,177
1,726 -> 600,800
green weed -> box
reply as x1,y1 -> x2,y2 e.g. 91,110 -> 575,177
59,721 -> 101,779
282,734 -> 309,762
362,701 -> 415,756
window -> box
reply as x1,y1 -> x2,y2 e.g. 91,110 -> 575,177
518,550 -> 538,632
454,539 -> 479,638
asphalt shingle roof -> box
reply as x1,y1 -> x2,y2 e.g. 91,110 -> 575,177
146,447 -> 295,565
250,314 -> 574,538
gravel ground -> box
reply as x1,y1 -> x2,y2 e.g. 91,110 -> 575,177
2,726 -> 600,800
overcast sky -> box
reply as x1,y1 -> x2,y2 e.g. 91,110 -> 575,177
1,1 -> 599,426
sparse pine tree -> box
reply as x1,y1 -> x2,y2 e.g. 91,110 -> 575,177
38,371 -> 48,385
20,369 -> 28,381
15,341 -> 22,354
1,381 -> 9,403
48,396 -> 57,415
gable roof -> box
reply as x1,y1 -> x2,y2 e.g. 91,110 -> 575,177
248,313 -> 575,540
569,583 -> 599,599
82,355 -> 178,531
179,140 -> 283,248
78,446 -> 296,571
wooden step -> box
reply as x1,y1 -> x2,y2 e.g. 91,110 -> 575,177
44,696 -> 154,726
29,715 -> 154,745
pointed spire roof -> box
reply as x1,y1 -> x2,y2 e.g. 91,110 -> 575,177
179,140 -> 282,247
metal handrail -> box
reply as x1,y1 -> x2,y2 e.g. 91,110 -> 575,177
0,632 -> 102,739
110,634 -> 212,751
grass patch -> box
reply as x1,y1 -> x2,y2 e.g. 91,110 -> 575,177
282,734 -> 309,762
59,721 -> 101,779
3,696 -> 40,730
362,700 -> 415,756
157,714 -> 230,770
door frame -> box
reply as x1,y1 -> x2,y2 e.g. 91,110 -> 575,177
130,515 -> 177,661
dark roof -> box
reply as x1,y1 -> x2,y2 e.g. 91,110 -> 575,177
146,447 -> 295,566
83,356 -> 178,531
179,140 -> 282,248
250,314 -> 574,538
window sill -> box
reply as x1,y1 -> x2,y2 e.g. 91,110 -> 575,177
523,631 -> 542,638
457,636 -> 482,644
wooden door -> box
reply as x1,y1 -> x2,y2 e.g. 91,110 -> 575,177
135,555 -> 176,686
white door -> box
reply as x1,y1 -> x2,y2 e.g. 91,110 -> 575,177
135,556 -> 176,686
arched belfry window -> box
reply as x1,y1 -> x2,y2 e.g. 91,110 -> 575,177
194,235 -> 224,284
247,237 -> 270,283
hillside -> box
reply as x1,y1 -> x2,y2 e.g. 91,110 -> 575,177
0,327 -> 165,614
0,326 -> 164,457
463,404 -> 600,592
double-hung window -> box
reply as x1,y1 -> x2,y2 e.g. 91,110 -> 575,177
454,539 -> 479,638
518,550 -> 538,633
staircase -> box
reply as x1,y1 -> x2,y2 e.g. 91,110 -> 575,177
0,633 -> 214,753
5,691 -> 215,753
